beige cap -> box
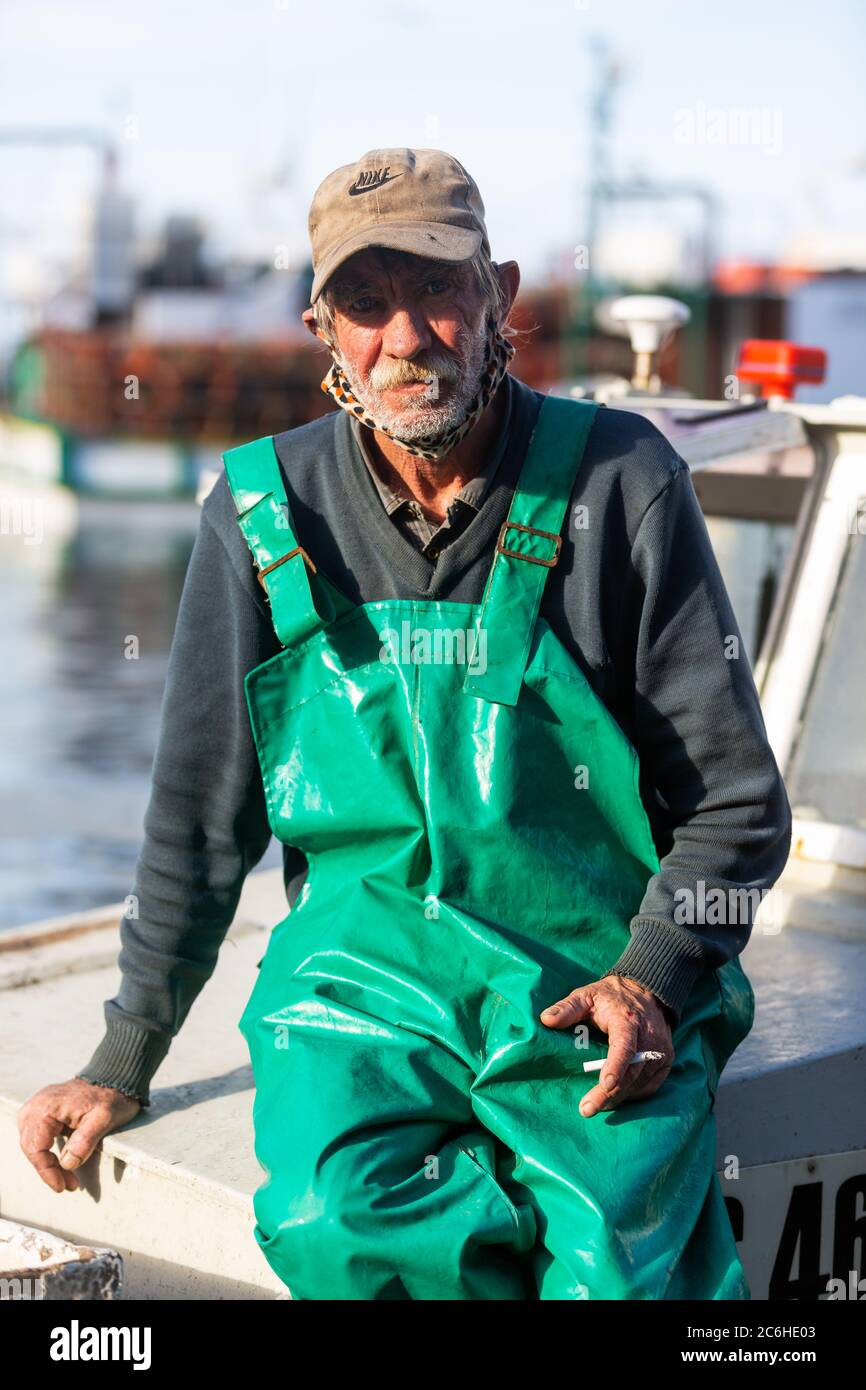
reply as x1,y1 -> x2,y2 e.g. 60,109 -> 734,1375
307,147 -> 490,303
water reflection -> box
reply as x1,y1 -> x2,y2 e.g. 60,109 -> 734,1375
2,494 -> 200,927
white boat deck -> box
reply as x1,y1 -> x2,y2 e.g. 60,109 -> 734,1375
1,858 -> 864,1299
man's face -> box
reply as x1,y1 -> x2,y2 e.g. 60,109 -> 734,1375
317,249 -> 492,445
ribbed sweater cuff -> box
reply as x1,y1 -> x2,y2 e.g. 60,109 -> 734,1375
75,1016 -> 172,1109
601,916 -> 708,1023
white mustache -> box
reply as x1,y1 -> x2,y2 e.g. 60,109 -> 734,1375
368,354 -> 461,391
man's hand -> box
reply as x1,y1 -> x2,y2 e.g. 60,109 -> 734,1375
540,975 -> 674,1117
18,1079 -> 142,1192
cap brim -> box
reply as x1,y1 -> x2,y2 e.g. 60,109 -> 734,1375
310,222 -> 483,302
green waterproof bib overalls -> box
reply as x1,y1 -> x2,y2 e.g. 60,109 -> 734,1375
223,394 -> 755,1301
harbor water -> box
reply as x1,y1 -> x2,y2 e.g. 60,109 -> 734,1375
0,484 -> 281,931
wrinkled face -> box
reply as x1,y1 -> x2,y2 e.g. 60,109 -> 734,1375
320,248 -> 492,444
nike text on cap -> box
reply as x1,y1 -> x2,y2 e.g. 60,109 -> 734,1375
307,147 -> 491,303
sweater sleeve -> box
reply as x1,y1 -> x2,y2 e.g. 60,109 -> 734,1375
602,457 -> 793,1021
75,474 -> 281,1106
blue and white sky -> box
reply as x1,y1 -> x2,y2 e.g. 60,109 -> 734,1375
1,0 -> 865,290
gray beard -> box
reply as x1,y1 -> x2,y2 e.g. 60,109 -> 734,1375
333,318 -> 490,445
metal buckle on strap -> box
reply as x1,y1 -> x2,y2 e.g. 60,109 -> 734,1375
496,521 -> 562,568
256,546 -> 317,587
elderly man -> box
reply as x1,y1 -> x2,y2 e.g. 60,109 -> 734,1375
20,148 -> 791,1301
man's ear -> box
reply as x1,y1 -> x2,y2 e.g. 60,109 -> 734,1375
494,260 -> 520,317
302,306 -> 324,341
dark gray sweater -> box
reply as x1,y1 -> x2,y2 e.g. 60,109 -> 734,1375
76,372 -> 792,1106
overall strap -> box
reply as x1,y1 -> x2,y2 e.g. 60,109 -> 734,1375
222,435 -> 321,648
463,395 -> 599,706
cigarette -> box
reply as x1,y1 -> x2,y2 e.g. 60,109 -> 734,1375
582,1050 -> 665,1073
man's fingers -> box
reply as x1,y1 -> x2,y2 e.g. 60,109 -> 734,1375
56,1107 -> 114,1171
18,1081 -> 142,1196
19,1112 -> 79,1192
539,978 -> 675,1116
579,1011 -> 640,1116
19,1097 -> 111,1186
596,1011 -> 640,1089
627,1056 -> 674,1100
586,1047 -> 675,1113
31,1147 -> 80,1193
539,988 -> 591,1029
19,1106 -> 64,1153
581,1061 -> 648,1115
595,1061 -> 649,1110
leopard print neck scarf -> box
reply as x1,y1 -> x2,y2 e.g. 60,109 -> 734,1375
319,321 -> 515,462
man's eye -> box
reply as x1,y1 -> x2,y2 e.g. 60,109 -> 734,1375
424,279 -> 451,295
350,296 -> 377,313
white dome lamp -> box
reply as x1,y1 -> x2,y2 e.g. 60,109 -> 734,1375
608,295 -> 691,393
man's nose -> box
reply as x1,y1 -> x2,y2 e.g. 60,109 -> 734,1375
380,305 -> 432,360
